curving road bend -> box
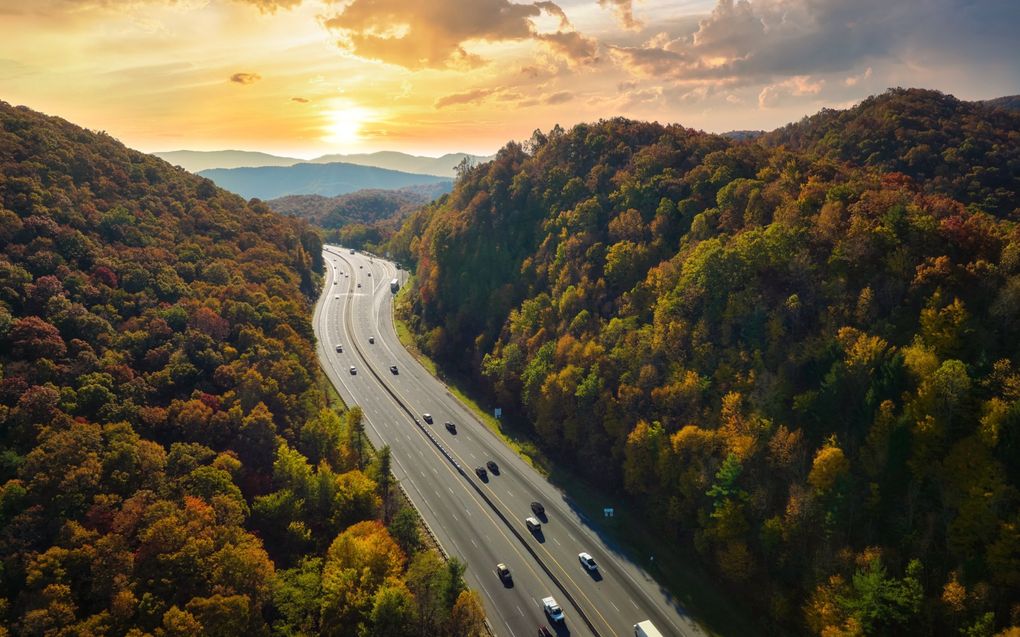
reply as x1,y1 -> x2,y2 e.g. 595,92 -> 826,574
313,245 -> 707,637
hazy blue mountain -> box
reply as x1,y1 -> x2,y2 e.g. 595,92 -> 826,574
154,149 -> 303,171
197,161 -> 452,200
309,151 -> 494,177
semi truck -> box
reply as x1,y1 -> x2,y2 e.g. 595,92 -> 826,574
634,620 -> 664,637
390,278 -> 399,293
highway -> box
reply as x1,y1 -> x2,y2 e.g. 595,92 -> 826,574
313,245 -> 707,637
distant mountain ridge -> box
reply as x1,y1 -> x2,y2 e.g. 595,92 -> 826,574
197,161 -> 452,200
157,149 -> 494,177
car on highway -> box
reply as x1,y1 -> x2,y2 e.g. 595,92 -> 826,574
368,336 -> 375,343
422,413 -> 433,424
335,344 -> 342,352
530,501 -> 545,516
349,249 -> 355,254
525,517 -> 541,532
359,265 -> 363,268
333,281 -> 336,285
389,365 -> 398,374
475,467 -> 488,480
486,460 -> 499,474
542,597 -> 564,623
334,295 -> 339,299
349,366 -> 357,375
357,283 -> 361,288
367,272 -> 371,276
578,552 -> 598,571
496,563 -> 512,584
444,421 -> 456,433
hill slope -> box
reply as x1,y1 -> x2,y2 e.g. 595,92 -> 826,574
198,161 -> 451,200
761,88 -> 1020,215
395,92 -> 1020,635
0,102 -> 475,635
268,182 -> 451,227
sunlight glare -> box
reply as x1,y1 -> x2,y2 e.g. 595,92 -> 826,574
322,104 -> 372,147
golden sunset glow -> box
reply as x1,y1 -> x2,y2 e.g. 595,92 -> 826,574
0,0 -> 1015,156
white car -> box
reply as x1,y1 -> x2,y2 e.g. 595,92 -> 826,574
349,366 -> 357,375
542,596 -> 564,622
578,552 -> 598,571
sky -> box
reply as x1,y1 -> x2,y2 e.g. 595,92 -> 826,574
0,0 -> 1017,157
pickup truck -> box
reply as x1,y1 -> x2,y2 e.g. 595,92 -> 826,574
542,596 -> 564,622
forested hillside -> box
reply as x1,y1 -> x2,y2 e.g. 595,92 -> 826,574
0,102 -> 483,636
763,88 -> 1019,215
268,183 -> 451,253
396,89 -> 1020,635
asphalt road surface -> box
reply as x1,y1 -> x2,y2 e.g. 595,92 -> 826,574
314,245 -> 707,637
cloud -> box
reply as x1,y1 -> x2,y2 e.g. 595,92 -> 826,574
230,72 -> 261,84
598,0 -> 641,30
537,31 -> 598,65
544,90 -> 574,104
609,0 -> 1020,87
434,88 -> 498,109
291,96 -> 309,102
758,76 -> 823,108
844,66 -> 872,86
233,0 -> 303,13
321,0 -> 575,70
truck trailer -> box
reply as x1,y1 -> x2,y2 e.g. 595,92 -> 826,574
390,278 -> 399,293
634,620 -> 664,637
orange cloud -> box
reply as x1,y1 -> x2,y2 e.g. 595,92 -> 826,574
230,72 -> 261,85
598,0 -> 641,30
321,0 -> 573,69
537,31 -> 598,66
435,88 -> 497,109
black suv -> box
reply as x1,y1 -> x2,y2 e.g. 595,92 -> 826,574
475,467 -> 488,480
444,421 -> 456,433
422,414 -> 433,424
530,501 -> 545,516
486,460 -> 499,475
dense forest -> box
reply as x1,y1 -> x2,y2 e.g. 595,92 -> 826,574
394,89 -> 1020,635
0,102 -> 484,636
268,184 -> 450,254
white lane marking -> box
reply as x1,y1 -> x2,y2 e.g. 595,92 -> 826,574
609,601 -> 620,613
516,606 -> 525,617
552,537 -> 561,546
630,599 -> 639,609
507,490 -> 514,498
470,538 -> 477,548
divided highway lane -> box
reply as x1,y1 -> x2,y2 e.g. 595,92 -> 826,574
315,250 -> 592,637
316,246 -> 707,637
351,253 -> 706,637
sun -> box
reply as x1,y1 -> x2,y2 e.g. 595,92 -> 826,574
322,104 -> 372,147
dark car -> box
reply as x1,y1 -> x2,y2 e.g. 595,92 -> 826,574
486,460 -> 499,475
496,563 -> 512,584
530,501 -> 545,516
475,467 -> 488,480
423,413 -> 433,424
444,421 -> 456,433
357,283 -> 361,288
390,365 -> 398,374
